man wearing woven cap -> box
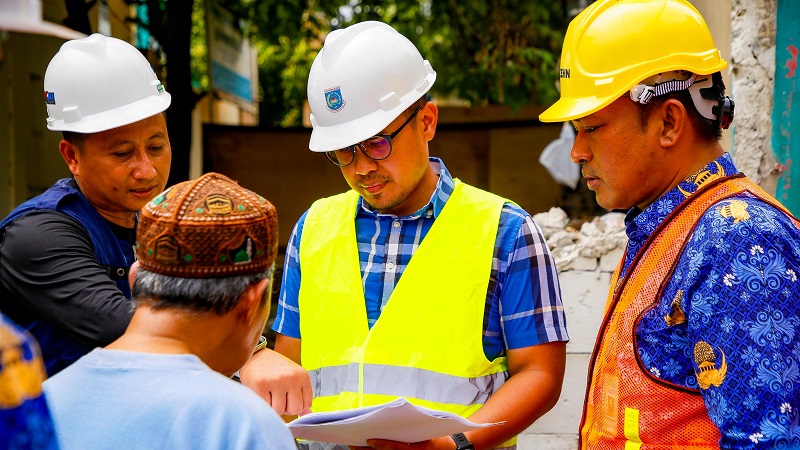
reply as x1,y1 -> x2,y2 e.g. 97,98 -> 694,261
43,173 -> 297,449
539,1 -> 800,448
240,20 -> 568,450
0,33 -> 171,377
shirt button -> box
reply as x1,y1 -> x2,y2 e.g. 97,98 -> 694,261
393,220 -> 401,228
387,262 -> 395,270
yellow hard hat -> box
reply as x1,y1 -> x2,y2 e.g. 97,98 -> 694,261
539,0 -> 727,123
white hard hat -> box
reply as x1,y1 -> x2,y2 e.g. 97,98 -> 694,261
307,21 -> 436,152
0,0 -> 85,40
44,33 -> 171,133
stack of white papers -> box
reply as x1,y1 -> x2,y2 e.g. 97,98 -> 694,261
287,397 -> 502,446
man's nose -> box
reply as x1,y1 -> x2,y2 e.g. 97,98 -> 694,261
570,131 -> 592,165
132,148 -> 157,179
352,145 -> 378,176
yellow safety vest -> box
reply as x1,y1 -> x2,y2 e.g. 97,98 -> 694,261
299,180 -> 514,445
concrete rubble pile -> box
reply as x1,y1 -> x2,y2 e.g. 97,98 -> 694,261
533,207 -> 628,272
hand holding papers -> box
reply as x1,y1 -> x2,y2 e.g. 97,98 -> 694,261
287,397 -> 502,446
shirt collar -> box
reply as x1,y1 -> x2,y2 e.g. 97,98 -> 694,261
625,152 -> 738,242
357,157 -> 452,220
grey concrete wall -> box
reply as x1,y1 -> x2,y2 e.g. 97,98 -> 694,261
730,0 -> 780,192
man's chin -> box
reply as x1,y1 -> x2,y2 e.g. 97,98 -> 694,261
128,198 -> 153,213
595,195 -> 618,211
364,197 -> 401,215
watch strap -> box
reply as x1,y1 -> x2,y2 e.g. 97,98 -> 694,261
253,335 -> 268,353
451,433 -> 474,450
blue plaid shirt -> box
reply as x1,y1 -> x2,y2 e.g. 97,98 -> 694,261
273,157 -> 568,360
627,153 -> 800,449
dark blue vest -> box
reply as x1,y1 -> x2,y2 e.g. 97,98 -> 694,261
0,179 -> 134,375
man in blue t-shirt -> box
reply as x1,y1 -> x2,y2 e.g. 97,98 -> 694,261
44,173 -> 296,450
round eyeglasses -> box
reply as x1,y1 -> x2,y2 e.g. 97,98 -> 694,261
325,104 -> 424,167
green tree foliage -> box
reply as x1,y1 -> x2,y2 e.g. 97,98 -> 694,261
212,0 -> 567,126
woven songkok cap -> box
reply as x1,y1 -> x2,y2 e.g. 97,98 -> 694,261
137,172 -> 278,278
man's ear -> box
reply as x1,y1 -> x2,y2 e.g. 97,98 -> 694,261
659,99 -> 687,149
420,101 -> 438,142
58,139 -> 81,177
239,278 -> 271,324
128,261 -> 140,288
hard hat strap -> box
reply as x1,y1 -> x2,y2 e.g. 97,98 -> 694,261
630,72 -> 734,130
630,73 -> 699,105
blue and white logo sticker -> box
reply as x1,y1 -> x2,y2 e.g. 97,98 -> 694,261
324,86 -> 345,112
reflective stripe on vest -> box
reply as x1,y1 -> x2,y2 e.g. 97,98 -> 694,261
309,363 -> 505,404
580,175 -> 800,449
298,180 -> 510,426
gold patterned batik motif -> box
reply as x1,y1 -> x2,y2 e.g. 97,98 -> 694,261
694,341 -> 728,389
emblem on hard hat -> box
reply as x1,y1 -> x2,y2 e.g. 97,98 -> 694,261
324,86 -> 345,112
44,91 -> 56,105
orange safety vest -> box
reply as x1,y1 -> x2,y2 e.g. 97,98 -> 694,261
580,174 -> 800,449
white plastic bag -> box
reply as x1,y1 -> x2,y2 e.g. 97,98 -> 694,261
539,122 -> 580,189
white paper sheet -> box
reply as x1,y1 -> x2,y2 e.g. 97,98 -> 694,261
287,398 -> 502,446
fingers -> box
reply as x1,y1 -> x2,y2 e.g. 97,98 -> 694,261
302,374 -> 313,414
269,391 -> 286,416
238,349 -> 312,416
284,382 -> 313,416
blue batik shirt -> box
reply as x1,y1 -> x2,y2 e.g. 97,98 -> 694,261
273,157 -> 569,360
626,152 -> 800,449
0,312 -> 58,450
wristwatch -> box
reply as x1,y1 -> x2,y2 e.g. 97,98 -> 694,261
451,433 -> 474,450
254,335 -> 268,353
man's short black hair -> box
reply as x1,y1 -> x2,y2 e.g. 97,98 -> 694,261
62,131 -> 87,149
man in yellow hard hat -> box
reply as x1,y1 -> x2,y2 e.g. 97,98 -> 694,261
240,20 -> 569,450
0,33 -> 171,377
540,0 -> 800,448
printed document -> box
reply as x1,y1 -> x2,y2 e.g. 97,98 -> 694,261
287,397 -> 501,446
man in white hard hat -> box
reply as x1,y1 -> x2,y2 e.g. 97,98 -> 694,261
539,0 -> 800,448
0,33 -> 171,377
240,21 -> 568,450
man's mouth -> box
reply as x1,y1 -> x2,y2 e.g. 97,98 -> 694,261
131,186 -> 157,197
360,181 -> 387,195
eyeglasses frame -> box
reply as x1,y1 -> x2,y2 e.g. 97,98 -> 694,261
325,104 -> 425,167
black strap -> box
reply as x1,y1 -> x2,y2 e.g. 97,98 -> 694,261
103,265 -> 129,280
451,433 -> 474,450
